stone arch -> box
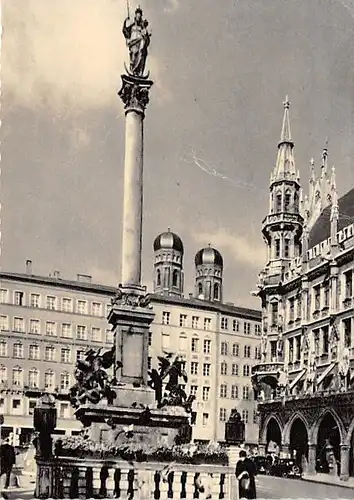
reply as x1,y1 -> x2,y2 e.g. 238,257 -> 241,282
345,416 -> 354,446
261,414 -> 283,445
282,412 -> 310,445
309,408 -> 346,445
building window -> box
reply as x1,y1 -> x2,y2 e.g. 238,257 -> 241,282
45,346 -> 55,362
156,269 -> 161,286
77,325 -> 87,340
60,348 -> 71,363
322,326 -> 329,355
0,289 -> 8,303
14,291 -> 24,306
77,300 -> 87,314
61,323 -> 72,338
221,341 -> 228,355
106,329 -> 114,344
28,368 -> 39,388
106,303 -> 112,317
253,410 -> 258,424
276,193 -> 282,213
60,373 -> 70,390
29,345 -> 40,360
13,317 -> 25,332
12,399 -> 22,412
203,339 -> 211,354
244,345 -> 251,358
46,321 -> 56,336
162,312 -> 170,325
214,283 -> 220,300
0,365 -> 8,384
314,329 -> 320,356
220,362 -> 227,375
244,322 -> 251,335
270,340 -> 277,361
295,336 -> 301,361
242,410 -> 249,423
313,285 -> 321,311
232,363 -> 239,376
231,385 -> 239,399
220,384 -> 227,398
191,337 -> 199,353
29,319 -> 40,334
255,324 -> 261,336
271,302 -> 278,326
76,350 -> 85,361
203,363 -> 211,377
288,337 -> 294,362
59,403 -> 70,419
243,386 -> 250,400
190,385 -> 198,398
0,341 -> 8,358
148,332 -> 152,346
232,343 -> 239,357
161,333 -> 170,351
29,400 -> 37,415
30,294 -> 40,308
284,239 -> 290,258
179,314 -> 187,327
323,282 -> 330,308
243,365 -> 250,377
91,302 -> 102,316
204,318 -> 211,330
344,318 -> 352,348
191,362 -> 198,375
289,297 -> 295,322
284,193 -> 291,212
202,387 -> 210,401
179,334 -> 187,352
232,319 -> 239,332
62,298 -> 73,312
172,270 -> 179,287
92,327 -> 102,342
44,370 -> 55,390
192,316 -> 200,329
344,271 -> 353,299
13,343 -> 23,359
221,317 -> 228,330
255,347 -> 261,360
46,296 -> 57,310
0,316 -> 9,331
275,239 -> 280,258
202,413 -> 209,426
12,367 -> 23,387
219,408 -> 227,422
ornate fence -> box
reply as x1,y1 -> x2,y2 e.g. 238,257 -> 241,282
36,457 -> 235,499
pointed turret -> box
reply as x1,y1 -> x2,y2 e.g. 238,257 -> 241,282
271,97 -> 297,184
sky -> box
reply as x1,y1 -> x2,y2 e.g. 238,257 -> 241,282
1,0 -> 354,309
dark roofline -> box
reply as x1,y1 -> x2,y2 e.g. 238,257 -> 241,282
0,271 -> 261,319
150,294 -> 261,320
0,271 -> 117,296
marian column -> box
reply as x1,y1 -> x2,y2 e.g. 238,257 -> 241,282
108,6 -> 154,392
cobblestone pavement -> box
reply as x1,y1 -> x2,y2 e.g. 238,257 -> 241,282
256,475 -> 354,499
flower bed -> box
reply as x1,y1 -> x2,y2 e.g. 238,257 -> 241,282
55,436 -> 228,465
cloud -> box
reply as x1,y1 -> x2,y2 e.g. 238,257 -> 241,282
2,0 -> 167,113
193,229 -> 266,269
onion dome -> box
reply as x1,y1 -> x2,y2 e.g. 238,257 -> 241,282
195,245 -> 223,267
153,228 -> 184,253
309,188 -> 354,248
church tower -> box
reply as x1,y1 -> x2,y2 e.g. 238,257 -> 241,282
262,97 -> 304,273
194,245 -> 223,302
153,229 -> 184,297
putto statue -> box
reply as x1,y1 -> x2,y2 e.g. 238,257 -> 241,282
123,5 -> 151,77
69,347 -> 120,408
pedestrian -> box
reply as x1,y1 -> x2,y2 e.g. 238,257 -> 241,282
236,450 -> 257,499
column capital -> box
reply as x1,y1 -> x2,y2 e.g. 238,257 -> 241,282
118,73 -> 153,116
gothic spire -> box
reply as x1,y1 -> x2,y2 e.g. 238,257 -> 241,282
271,96 -> 297,184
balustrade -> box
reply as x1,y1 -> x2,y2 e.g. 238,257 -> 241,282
36,458 -> 232,499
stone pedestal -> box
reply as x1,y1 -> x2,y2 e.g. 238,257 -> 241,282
340,444 -> 350,481
307,443 -> 316,475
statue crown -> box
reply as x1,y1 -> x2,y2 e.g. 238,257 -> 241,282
136,6 -> 143,14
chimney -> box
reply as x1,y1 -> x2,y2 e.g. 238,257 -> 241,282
26,260 -> 33,275
53,270 -> 60,279
77,274 -> 92,284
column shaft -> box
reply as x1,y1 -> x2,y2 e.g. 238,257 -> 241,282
121,110 -> 144,286
340,444 -> 350,481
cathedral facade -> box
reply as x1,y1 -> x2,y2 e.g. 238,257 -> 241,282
252,98 -> 354,481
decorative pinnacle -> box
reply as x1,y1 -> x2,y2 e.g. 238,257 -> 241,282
279,95 -> 292,144
283,95 -> 290,109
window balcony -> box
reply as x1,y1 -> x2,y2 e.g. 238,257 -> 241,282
251,361 -> 284,379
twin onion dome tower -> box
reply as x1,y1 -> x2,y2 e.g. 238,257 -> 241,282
153,229 -> 223,302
